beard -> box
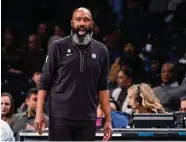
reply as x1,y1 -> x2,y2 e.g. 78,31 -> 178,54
71,26 -> 93,46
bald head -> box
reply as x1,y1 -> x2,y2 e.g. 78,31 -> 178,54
71,7 -> 94,46
161,62 -> 176,83
72,7 -> 92,20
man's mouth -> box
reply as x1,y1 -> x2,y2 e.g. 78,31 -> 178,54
78,28 -> 86,35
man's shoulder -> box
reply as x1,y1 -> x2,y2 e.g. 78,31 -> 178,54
52,35 -> 70,45
172,86 -> 186,94
12,112 -> 26,120
91,39 -> 108,52
53,35 -> 70,44
49,35 -> 71,48
152,86 -> 162,91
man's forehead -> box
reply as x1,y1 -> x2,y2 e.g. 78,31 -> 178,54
162,64 -> 173,70
73,9 -> 92,19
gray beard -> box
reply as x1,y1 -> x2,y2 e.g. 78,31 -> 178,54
71,31 -> 93,46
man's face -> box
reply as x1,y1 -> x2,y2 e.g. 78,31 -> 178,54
54,26 -> 64,37
32,73 -> 41,84
37,24 -> 47,36
26,94 -> 37,112
161,64 -> 173,83
124,43 -> 135,53
71,9 -> 93,45
117,71 -> 131,88
1,96 -> 11,116
151,61 -> 159,72
4,34 -> 13,47
28,35 -> 37,49
181,100 -> 186,112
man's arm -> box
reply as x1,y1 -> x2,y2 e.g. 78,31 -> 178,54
98,46 -> 112,140
35,42 -> 58,126
98,46 -> 111,122
99,90 -> 111,122
36,90 -> 47,114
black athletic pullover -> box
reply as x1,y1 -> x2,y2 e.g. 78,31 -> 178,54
39,35 -> 110,120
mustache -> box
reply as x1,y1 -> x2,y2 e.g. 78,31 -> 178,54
72,26 -> 92,35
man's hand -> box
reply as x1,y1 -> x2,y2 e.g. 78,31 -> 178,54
25,123 -> 35,130
103,120 -> 112,141
34,112 -> 46,135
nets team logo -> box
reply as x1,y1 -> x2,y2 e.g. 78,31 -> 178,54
92,53 -> 96,59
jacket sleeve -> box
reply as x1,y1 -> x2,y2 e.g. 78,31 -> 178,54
39,42 -> 58,91
98,47 -> 110,91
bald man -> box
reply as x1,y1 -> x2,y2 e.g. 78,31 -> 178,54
34,7 -> 112,141
153,62 -> 186,112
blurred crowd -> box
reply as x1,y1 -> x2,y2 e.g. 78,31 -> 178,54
1,0 -> 186,141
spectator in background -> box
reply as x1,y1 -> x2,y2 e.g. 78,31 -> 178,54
128,83 -> 165,114
36,22 -> 48,52
182,76 -> 186,88
2,33 -> 23,76
1,92 -> 14,124
23,34 -> 46,76
111,42 -> 146,84
97,98 -> 120,117
179,52 -> 186,87
36,23 -> 47,37
111,68 -> 133,114
153,62 -> 186,112
103,28 -> 121,64
147,59 -> 161,87
32,72 -> 41,89
47,25 -> 64,49
54,25 -> 66,37
11,88 -> 48,139
180,96 -> 186,112
92,24 -> 103,42
1,120 -> 15,142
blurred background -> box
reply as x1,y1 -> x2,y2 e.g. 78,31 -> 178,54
1,0 -> 186,130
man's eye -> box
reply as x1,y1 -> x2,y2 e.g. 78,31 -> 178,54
84,18 -> 90,22
76,18 -> 81,21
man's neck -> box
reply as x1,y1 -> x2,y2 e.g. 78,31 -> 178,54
163,81 -> 178,87
121,84 -> 132,89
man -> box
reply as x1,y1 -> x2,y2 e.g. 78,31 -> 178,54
180,96 -> 186,112
35,7 -> 112,141
24,35 -> 46,76
153,62 -> 186,112
11,88 -> 48,139
111,68 -> 133,114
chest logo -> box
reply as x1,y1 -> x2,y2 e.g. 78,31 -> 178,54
92,53 -> 96,59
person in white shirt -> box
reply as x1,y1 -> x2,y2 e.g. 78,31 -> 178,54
1,120 -> 15,142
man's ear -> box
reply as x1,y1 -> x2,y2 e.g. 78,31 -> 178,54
91,21 -> 94,29
25,98 -> 29,106
71,20 -> 73,28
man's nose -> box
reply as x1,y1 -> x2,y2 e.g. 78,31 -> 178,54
79,19 -> 86,26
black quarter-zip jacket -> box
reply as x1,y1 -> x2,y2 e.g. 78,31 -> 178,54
39,35 -> 110,120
